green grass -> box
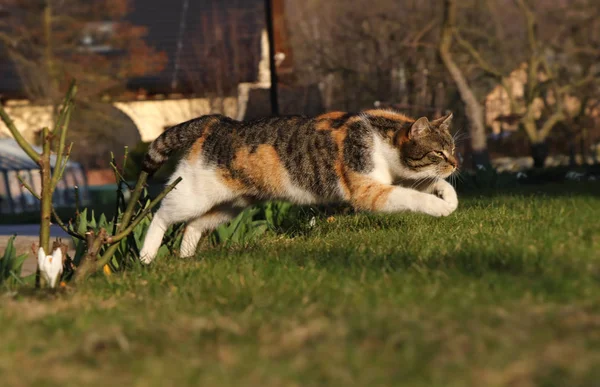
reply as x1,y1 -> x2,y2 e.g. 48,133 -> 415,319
1,183 -> 600,386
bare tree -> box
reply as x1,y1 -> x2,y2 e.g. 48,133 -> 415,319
286,0 -> 447,115
450,0 -> 600,167
439,0 -> 490,168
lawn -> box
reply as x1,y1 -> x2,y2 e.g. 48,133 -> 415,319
1,182 -> 599,386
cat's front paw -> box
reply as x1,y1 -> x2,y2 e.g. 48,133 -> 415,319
139,252 -> 155,265
433,183 -> 458,212
421,195 -> 455,217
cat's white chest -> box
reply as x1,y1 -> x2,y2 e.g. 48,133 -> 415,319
368,135 -> 396,184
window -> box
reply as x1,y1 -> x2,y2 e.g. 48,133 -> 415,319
79,21 -> 116,54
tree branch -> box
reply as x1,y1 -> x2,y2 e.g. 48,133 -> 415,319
515,0 -> 540,106
453,30 -> 503,79
17,171 -> 85,241
439,0 -> 488,155
559,72 -> 600,94
539,110 -> 565,140
50,81 -> 77,191
0,105 -> 41,164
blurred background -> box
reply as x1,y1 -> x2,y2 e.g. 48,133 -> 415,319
0,0 -> 598,217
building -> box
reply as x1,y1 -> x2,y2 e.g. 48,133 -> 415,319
0,0 -> 322,181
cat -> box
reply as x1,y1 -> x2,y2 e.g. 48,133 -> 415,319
139,109 -> 459,264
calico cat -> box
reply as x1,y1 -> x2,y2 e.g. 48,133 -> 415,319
140,109 -> 459,263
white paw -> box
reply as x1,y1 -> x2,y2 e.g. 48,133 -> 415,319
179,252 -> 195,259
434,184 -> 458,211
139,252 -> 155,265
422,195 -> 455,217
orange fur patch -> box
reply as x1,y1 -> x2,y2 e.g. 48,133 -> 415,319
317,111 -> 346,120
346,172 -> 393,211
329,127 -> 350,199
315,120 -> 333,131
229,145 -> 285,195
187,117 -> 218,162
188,136 -> 207,162
315,111 -> 348,131
217,168 -> 246,192
329,116 -> 368,200
395,127 -> 411,147
364,109 -> 414,123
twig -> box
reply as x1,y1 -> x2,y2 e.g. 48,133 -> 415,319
56,142 -> 74,183
17,174 -> 85,241
74,185 -> 80,215
453,30 -> 503,79
110,161 -> 133,191
73,228 -> 108,284
122,146 -> 129,174
110,152 -> 121,236
51,81 -> 76,190
89,176 -> 181,278
106,177 -> 182,244
117,171 -> 149,235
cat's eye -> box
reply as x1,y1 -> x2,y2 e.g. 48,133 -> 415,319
434,151 -> 445,158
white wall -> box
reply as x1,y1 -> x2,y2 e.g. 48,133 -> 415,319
1,96 -> 239,143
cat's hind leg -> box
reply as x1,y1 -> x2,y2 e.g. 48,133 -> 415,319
140,177 -> 217,264
180,204 -> 244,258
140,165 -> 243,263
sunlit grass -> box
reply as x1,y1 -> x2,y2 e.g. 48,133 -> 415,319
1,183 -> 599,386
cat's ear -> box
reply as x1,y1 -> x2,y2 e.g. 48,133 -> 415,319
430,113 -> 453,129
408,117 -> 431,139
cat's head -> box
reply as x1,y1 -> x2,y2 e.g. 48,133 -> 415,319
397,113 -> 457,179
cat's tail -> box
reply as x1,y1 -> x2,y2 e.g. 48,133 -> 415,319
142,115 -> 218,175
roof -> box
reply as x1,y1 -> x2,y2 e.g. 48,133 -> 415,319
126,0 -> 264,94
0,138 -> 81,171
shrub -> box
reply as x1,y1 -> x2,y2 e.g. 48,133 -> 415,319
0,236 -> 31,287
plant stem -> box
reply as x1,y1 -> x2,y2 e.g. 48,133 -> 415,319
38,127 -> 52,288
17,174 -> 85,240
118,171 -> 149,232
73,229 -> 107,284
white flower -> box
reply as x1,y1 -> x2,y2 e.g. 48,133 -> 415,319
308,216 -> 317,228
476,164 -> 487,171
516,172 -> 528,179
37,247 -> 63,288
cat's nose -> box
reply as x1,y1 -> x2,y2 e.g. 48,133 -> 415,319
448,155 -> 458,168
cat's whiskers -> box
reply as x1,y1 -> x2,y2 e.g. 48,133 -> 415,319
408,175 -> 437,191
452,129 -> 470,143
408,176 -> 427,190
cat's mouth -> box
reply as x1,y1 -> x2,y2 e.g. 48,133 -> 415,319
439,166 -> 457,178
